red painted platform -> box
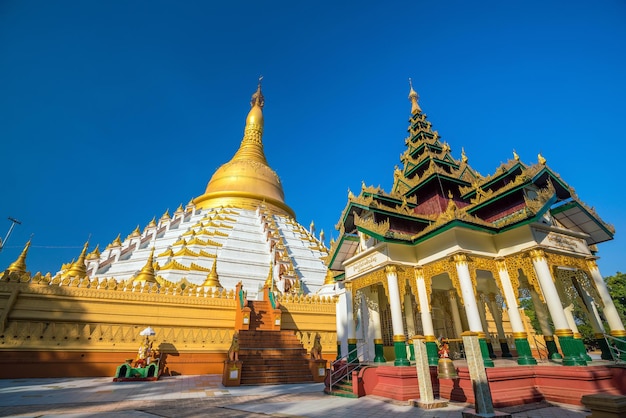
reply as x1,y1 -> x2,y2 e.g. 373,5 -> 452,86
345,359 -> 626,407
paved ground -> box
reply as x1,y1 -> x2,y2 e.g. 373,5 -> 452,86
0,374 -> 591,418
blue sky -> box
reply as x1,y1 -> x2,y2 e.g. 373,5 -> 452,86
1,1 -> 625,277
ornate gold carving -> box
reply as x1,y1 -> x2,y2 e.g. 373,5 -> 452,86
506,252 -> 543,303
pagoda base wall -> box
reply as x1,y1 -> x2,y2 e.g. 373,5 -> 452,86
354,365 -> 626,407
0,281 -> 337,379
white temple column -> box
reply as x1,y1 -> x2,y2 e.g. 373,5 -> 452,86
454,254 -> 483,332
530,249 -> 585,365
496,262 -> 525,333
415,267 -> 438,365
563,304 -> 579,334
454,254 -> 493,366
529,250 -> 570,331
385,265 -> 409,366
415,268 -> 435,337
448,289 -> 464,338
404,294 -> 416,338
587,259 -> 626,333
496,261 -> 536,364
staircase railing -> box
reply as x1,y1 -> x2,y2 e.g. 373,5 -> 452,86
604,334 -> 626,364
532,335 -> 549,361
328,342 -> 370,391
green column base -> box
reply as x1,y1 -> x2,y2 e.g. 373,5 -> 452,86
514,338 -> 537,365
479,338 -> 495,367
545,338 -> 562,359
596,337 -> 613,360
558,335 -> 587,366
393,340 -> 410,366
347,341 -> 359,364
574,337 -> 592,362
425,340 -> 439,366
373,340 -> 387,363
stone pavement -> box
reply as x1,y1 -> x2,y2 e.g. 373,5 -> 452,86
0,374 -> 590,418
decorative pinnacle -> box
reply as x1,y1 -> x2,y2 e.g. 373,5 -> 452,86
251,75 -> 265,108
408,78 -> 421,115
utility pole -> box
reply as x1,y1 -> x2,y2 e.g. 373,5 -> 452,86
0,217 -> 22,252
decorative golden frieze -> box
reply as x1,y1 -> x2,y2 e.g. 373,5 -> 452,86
354,213 -> 390,237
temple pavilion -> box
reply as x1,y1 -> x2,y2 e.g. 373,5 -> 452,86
327,81 -> 625,368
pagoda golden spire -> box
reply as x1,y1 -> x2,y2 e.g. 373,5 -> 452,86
6,239 -> 31,275
323,269 -> 335,286
408,78 -> 422,115
133,248 -> 157,284
193,78 -> 295,217
61,241 -> 89,279
202,259 -> 222,288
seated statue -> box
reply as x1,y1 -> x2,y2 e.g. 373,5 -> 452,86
135,336 -> 152,367
311,333 -> 322,360
228,332 -> 240,362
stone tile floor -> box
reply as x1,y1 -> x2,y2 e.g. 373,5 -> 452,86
0,374 -> 590,417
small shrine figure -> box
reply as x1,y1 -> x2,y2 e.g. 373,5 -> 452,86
310,333 -> 322,360
438,339 -> 450,359
228,332 -> 240,362
135,336 -> 153,367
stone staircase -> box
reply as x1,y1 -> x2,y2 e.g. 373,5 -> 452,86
236,297 -> 316,385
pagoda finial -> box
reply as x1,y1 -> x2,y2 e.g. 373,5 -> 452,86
133,248 -> 157,284
461,147 -> 468,164
323,269 -> 335,286
61,241 -> 89,279
408,78 -> 422,115
202,259 -> 222,288
513,149 -> 520,161
6,239 -> 31,275
538,153 -> 547,165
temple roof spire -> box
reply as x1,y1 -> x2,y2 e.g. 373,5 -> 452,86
408,78 -> 422,115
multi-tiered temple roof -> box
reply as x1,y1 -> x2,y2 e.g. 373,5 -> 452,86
327,81 -> 614,271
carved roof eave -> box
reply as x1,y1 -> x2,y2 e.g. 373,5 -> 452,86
402,169 -> 471,196
460,160 -> 527,199
529,165 -> 573,196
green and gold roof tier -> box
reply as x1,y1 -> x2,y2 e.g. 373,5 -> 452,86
327,80 -> 614,271
4,81 -> 329,299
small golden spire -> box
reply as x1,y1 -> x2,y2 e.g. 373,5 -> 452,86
160,209 -> 171,220
538,153 -> 547,165
310,220 -> 315,235
513,149 -> 520,161
62,241 -> 89,279
86,244 -> 101,261
319,229 -> 325,244
408,78 -> 422,115
147,217 -> 157,228
461,148 -> 468,164
7,239 -> 31,275
323,269 -> 335,286
202,259 -> 222,288
130,225 -> 141,237
111,234 -> 122,247
133,248 -> 157,284
174,204 -> 184,215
